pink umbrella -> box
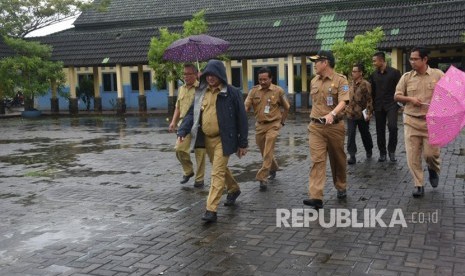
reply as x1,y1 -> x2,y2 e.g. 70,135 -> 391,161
426,65 -> 465,147
163,34 -> 229,64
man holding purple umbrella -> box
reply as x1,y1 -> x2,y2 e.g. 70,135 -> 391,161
394,46 -> 444,198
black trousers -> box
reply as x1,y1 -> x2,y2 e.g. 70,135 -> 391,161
347,118 -> 373,156
375,108 -> 398,155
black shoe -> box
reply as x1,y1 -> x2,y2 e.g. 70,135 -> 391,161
337,189 -> 347,199
180,172 -> 194,184
268,170 -> 277,180
347,155 -> 356,165
224,190 -> 241,206
389,152 -> 397,162
412,186 -> 425,198
201,210 -> 217,222
193,180 -> 204,188
378,154 -> 386,162
259,181 -> 268,191
428,169 -> 439,188
366,150 -> 372,158
303,198 -> 323,209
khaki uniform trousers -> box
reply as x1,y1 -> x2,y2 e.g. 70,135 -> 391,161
204,135 -> 240,212
308,121 -> 347,200
404,115 -> 440,187
175,134 -> 206,182
255,121 -> 281,181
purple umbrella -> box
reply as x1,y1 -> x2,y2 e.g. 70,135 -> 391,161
162,34 -> 230,64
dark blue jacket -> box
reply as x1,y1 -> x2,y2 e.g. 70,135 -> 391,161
178,60 -> 248,156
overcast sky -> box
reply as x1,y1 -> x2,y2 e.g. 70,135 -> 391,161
26,16 -> 78,37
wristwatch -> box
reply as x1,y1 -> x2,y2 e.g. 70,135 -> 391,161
331,111 -> 337,117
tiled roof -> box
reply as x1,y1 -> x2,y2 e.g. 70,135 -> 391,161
34,0 -> 465,66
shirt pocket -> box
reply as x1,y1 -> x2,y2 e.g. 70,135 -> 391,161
252,97 -> 261,105
406,85 -> 416,96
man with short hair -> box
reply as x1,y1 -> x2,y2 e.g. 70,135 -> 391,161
169,64 -> 206,187
346,63 -> 374,164
245,67 -> 290,191
370,52 -> 401,162
303,50 -> 350,209
394,47 -> 444,198
177,60 -> 248,222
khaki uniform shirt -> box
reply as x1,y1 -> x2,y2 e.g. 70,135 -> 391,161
346,79 -> 373,120
310,72 -> 350,119
395,66 -> 444,117
176,80 -> 199,126
244,83 -> 290,124
201,85 -> 221,137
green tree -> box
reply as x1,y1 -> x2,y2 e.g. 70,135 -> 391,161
0,0 -> 110,38
148,10 -> 207,89
0,36 -> 65,110
332,27 -> 385,78
76,78 -> 94,111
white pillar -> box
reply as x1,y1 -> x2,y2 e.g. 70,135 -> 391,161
301,55 -> 308,92
225,60 -> 232,85
241,59 -> 248,94
116,64 -> 123,99
138,65 -> 145,96
287,54 -> 294,94
68,66 -> 76,98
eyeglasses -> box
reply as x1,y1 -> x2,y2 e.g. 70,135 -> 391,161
409,57 -> 422,62
352,70 -> 361,73
183,72 -> 195,76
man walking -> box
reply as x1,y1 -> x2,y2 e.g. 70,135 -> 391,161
303,50 -> 349,209
245,67 -> 290,191
346,63 -> 374,164
394,47 -> 443,198
169,64 -> 206,187
370,52 -> 401,162
177,60 -> 248,222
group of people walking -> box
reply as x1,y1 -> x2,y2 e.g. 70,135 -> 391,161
170,45 -> 443,222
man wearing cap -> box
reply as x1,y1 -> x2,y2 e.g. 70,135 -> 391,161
245,67 -> 290,191
177,60 -> 248,222
169,63 -> 206,187
303,50 -> 350,209
394,47 -> 443,198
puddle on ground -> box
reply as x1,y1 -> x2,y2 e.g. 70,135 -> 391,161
14,194 -> 37,206
158,207 -> 179,213
0,193 -> 21,199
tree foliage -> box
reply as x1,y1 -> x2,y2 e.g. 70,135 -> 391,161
0,36 -> 65,110
0,0 -> 110,38
77,78 -> 94,111
148,10 -> 207,89
332,27 -> 385,78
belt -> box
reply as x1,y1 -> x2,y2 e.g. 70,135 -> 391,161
258,120 -> 278,125
405,114 -> 426,119
310,117 -> 340,124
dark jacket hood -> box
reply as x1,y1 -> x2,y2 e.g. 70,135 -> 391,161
200,59 -> 227,85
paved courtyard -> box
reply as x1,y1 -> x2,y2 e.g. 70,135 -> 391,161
0,113 -> 464,276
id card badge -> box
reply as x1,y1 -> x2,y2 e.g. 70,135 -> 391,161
326,96 -> 334,106
264,105 -> 270,114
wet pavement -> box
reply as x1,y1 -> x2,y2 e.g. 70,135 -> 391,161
0,114 -> 464,276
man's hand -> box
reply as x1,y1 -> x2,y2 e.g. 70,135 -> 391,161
410,97 -> 422,107
177,136 -> 184,143
169,122 -> 176,133
324,113 -> 334,125
236,147 -> 247,158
